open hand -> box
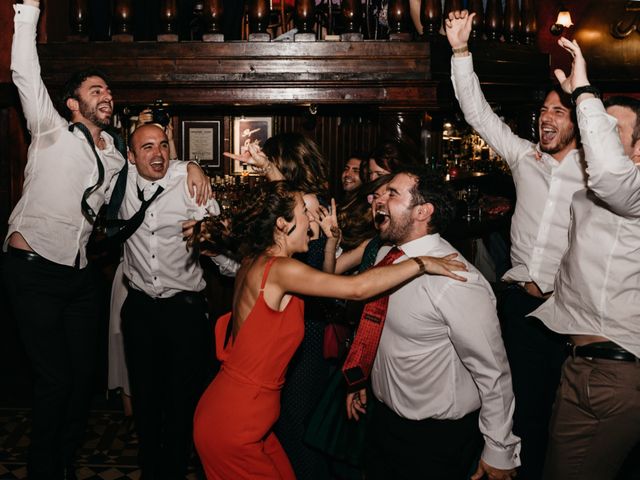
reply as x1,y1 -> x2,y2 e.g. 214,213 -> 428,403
422,253 -> 468,281
553,37 -> 590,94
444,10 -> 475,49
317,198 -> 341,241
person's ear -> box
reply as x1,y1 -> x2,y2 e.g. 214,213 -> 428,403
276,216 -> 288,234
631,138 -> 640,164
127,148 -> 136,165
66,97 -> 79,114
415,203 -> 434,221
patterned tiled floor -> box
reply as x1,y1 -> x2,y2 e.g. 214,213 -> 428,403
0,408 -> 200,480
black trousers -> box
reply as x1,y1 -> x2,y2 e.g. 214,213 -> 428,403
365,398 -> 482,480
499,285 -> 567,480
121,287 -> 213,480
2,252 -> 101,480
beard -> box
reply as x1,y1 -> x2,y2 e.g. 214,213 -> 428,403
379,209 -> 413,244
539,123 -> 576,155
79,98 -> 111,129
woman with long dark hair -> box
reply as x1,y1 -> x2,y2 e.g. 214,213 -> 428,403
192,180 -> 467,479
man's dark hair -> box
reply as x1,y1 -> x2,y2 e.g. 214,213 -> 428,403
542,85 -> 580,146
396,165 -> 455,234
604,95 -> 640,146
59,68 -> 110,120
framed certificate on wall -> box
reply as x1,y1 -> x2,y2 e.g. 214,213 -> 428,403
181,119 -> 223,170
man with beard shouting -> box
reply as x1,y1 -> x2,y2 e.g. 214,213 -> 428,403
445,10 -> 587,479
1,2 -> 208,478
345,167 -> 520,480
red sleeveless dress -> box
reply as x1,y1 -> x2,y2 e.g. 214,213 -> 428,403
193,257 -> 304,479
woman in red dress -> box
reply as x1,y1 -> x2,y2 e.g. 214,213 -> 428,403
193,180 -> 466,479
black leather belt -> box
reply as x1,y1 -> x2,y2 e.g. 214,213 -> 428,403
7,246 -> 57,266
570,341 -> 638,362
7,246 -> 81,269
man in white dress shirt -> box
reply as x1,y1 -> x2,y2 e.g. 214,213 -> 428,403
119,124 -> 227,480
347,166 -> 520,480
1,3 -> 125,479
445,11 -> 588,478
1,5 -> 209,478
531,37 -> 640,480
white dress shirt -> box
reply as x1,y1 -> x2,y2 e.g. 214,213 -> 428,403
3,4 -> 126,268
371,234 -> 521,470
451,55 -> 587,293
121,162 -> 225,298
533,98 -> 640,357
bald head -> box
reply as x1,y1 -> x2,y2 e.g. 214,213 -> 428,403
128,124 -> 170,181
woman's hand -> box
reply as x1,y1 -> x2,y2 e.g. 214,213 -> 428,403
420,253 -> 468,281
317,198 -> 341,241
224,142 -> 269,169
223,143 -> 285,181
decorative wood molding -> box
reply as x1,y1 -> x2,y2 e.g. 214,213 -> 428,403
37,40 -> 549,109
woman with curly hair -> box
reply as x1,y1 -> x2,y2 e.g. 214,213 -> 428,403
192,180 -> 467,480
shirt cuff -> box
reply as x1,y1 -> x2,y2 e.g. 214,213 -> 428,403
14,4 -> 40,24
577,96 -> 606,116
481,441 -> 521,470
451,53 -> 474,73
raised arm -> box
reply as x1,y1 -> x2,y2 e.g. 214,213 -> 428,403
445,10 -> 532,168
555,37 -> 640,217
269,254 -> 467,302
11,0 -> 67,135
224,142 -> 286,181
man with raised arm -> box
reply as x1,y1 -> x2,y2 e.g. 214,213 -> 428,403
1,3 -> 208,478
532,37 -> 640,480
445,11 -> 587,478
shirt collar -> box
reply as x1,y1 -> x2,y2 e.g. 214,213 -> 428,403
136,173 -> 168,196
534,144 -> 583,168
396,233 -> 442,258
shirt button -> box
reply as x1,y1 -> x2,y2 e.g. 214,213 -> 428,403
154,276 -> 157,280
152,232 -> 155,235
152,255 -> 155,259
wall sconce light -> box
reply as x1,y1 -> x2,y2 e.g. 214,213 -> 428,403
611,0 -> 640,39
550,5 -> 573,35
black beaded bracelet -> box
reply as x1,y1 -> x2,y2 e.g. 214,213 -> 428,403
571,85 -> 600,106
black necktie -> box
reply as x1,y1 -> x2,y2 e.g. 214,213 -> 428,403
70,122 -> 128,227
70,122 -> 104,222
105,135 -> 128,236
108,184 -> 165,244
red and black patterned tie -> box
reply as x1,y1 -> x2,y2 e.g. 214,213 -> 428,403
342,246 -> 404,391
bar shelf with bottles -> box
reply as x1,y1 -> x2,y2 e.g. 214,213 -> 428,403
423,117 -> 514,238
209,174 -> 268,218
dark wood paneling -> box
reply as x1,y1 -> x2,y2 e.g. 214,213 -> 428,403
38,41 -> 438,107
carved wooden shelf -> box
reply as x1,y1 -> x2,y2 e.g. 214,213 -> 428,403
36,39 -> 549,109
